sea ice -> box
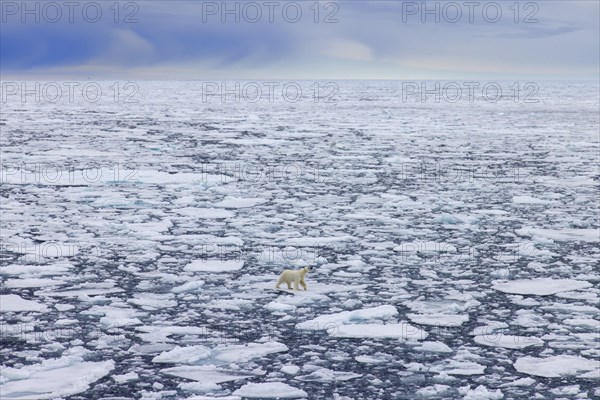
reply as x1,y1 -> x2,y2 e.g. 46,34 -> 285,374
412,341 -> 453,353
161,365 -> 255,384
296,305 -> 398,330
153,345 -> 212,364
474,335 -> 544,349
0,262 -> 73,276
112,371 -> 139,383
460,385 -> 504,400
0,294 -> 49,312
171,280 -> 205,293
492,278 -> 592,296
4,278 -> 67,288
184,260 -> 244,273
407,313 -> 469,327
152,342 -> 288,365
333,323 -> 428,341
0,347 -> 114,399
296,367 -> 361,382
513,355 -> 600,378
281,365 -> 300,375
232,382 -> 307,398
431,361 -> 486,376
515,227 -> 599,243
214,197 -> 267,208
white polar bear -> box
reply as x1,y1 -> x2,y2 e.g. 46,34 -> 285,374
275,267 -> 311,291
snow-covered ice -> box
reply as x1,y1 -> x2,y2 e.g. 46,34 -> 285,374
460,385 -> 504,400
0,347 -> 114,399
152,342 -> 288,365
411,341 -> 453,353
184,260 -> 245,273
0,294 -> 49,313
161,365 -> 255,386
514,355 -> 600,378
407,313 -> 469,327
492,278 -> 593,296
515,227 -> 599,243
296,305 -> 398,330
233,382 -> 307,398
473,335 -> 544,349
333,323 -> 428,340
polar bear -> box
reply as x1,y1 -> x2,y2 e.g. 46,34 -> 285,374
275,267 -> 311,291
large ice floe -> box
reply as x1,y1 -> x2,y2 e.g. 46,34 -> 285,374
233,382 -> 307,398
0,294 -> 49,313
153,342 -> 288,365
295,305 -> 398,330
514,356 -> 600,379
492,278 -> 593,296
0,347 -> 114,399
294,305 -> 429,340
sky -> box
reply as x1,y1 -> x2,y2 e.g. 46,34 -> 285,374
1,0 -> 599,79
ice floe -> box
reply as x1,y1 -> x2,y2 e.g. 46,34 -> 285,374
152,342 -> 288,365
185,260 -> 244,273
232,382 -> 307,398
0,347 -> 114,399
161,365 -> 255,384
492,278 -> 592,296
514,355 -> 600,378
333,323 -> 428,341
411,341 -> 453,353
474,335 -> 544,349
515,227 -> 599,243
296,367 -> 361,382
214,197 -> 267,209
296,305 -> 398,330
407,313 -> 469,327
431,361 -> 486,376
0,294 -> 49,313
460,385 -> 504,400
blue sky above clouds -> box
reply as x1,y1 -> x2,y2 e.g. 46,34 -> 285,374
1,0 -> 598,79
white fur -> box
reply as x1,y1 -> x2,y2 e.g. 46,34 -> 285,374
275,267 -> 310,291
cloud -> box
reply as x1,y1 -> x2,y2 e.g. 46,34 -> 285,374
94,29 -> 155,66
1,0 -> 598,79
319,39 -> 373,61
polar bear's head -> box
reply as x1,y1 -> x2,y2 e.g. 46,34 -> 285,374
300,266 -> 311,276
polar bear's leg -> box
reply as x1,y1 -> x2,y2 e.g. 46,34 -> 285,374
293,279 -> 299,291
286,281 -> 292,289
300,279 -> 307,291
275,275 -> 285,289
